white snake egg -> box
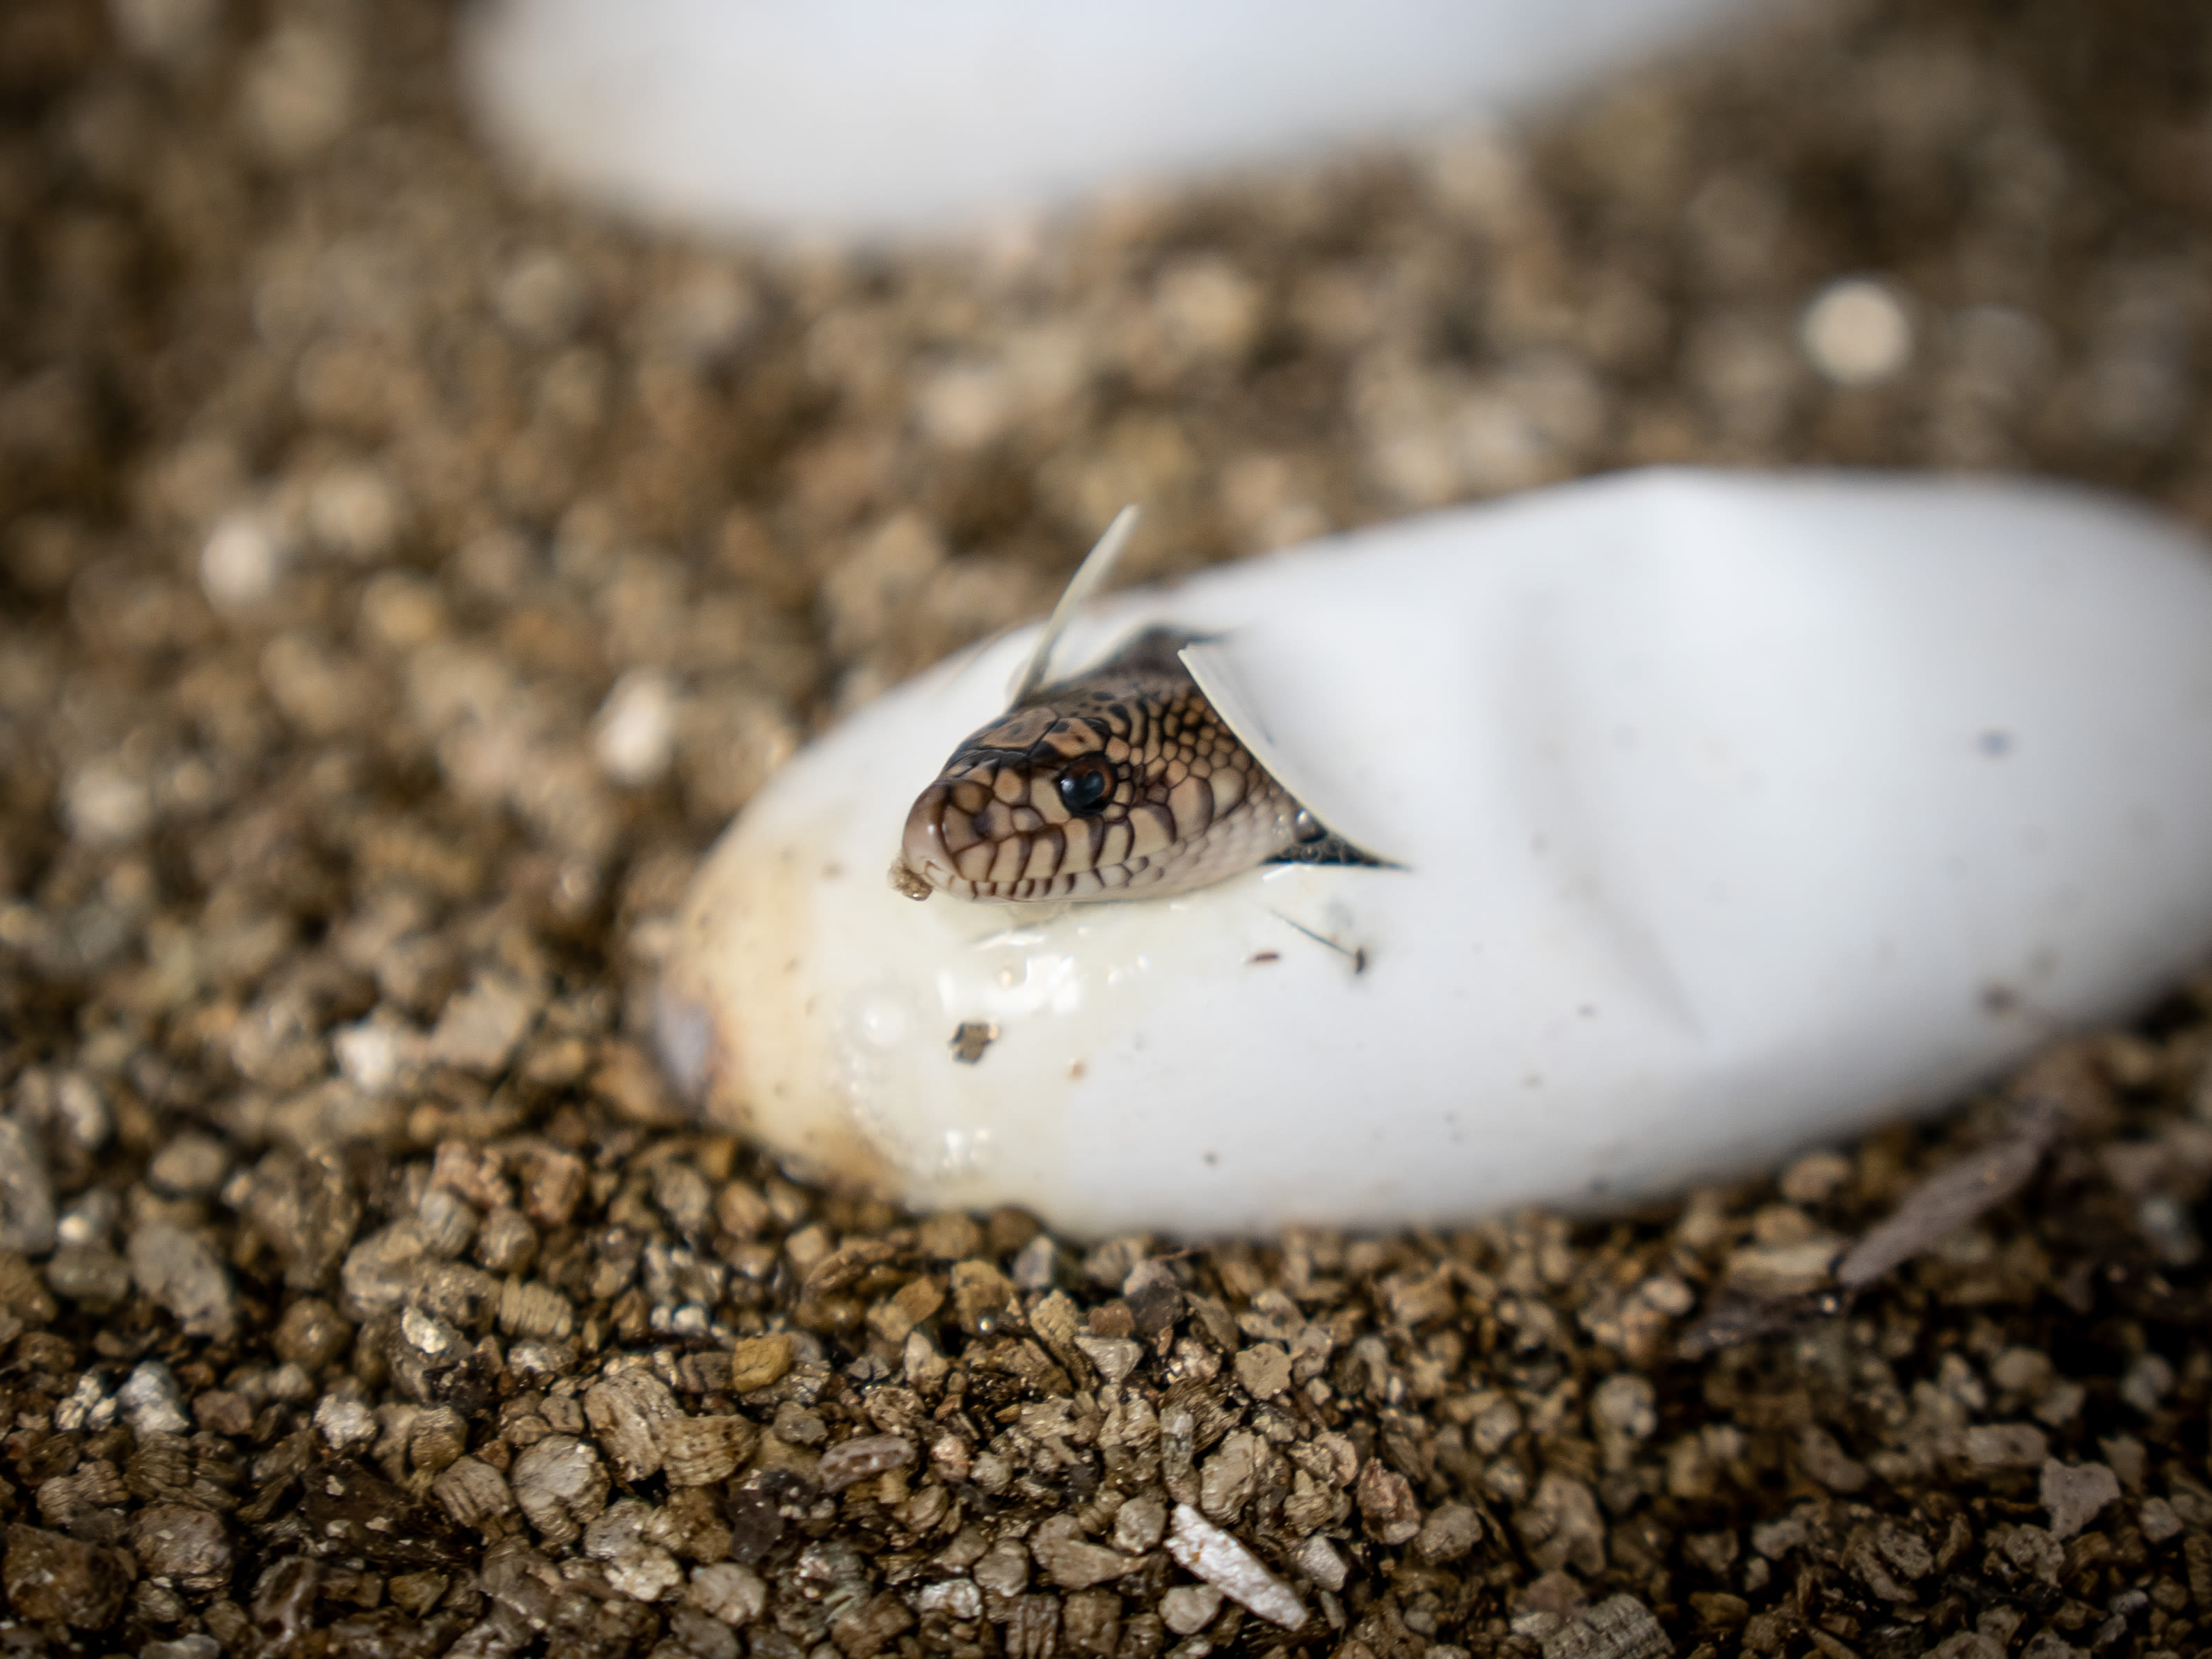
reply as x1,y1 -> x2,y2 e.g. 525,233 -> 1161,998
658,468 -> 2212,1239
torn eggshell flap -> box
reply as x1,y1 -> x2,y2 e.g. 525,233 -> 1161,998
658,468 -> 2212,1239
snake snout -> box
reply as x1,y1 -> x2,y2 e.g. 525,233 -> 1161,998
900,765 -> 1066,899
898,781 -> 964,894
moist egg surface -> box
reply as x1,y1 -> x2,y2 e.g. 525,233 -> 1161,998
660,469 -> 2212,1237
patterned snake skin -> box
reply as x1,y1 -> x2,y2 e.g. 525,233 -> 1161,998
893,629 -> 1335,904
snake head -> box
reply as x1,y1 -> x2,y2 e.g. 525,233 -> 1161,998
892,641 -> 1294,904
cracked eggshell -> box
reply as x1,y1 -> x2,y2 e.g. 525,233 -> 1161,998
658,468 -> 2212,1238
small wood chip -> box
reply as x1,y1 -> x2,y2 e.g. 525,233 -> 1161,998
1541,1594 -> 1673,1659
817,1433 -> 915,1493
1164,1503 -> 1306,1630
727,1333 -> 796,1392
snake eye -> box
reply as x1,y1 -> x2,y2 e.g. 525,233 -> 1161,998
1056,754 -> 1114,816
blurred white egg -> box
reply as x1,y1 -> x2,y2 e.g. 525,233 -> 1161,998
659,470 -> 2212,1237
463,0 -> 1753,241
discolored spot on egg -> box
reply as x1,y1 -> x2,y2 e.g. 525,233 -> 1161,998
950,1022 -> 997,1063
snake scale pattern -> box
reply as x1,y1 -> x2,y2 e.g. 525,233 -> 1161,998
894,628 -> 1361,903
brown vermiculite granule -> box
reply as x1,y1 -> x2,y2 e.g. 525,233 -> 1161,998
1,1 -> 2211,1655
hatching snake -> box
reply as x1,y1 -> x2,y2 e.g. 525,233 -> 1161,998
893,626 -> 1372,903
